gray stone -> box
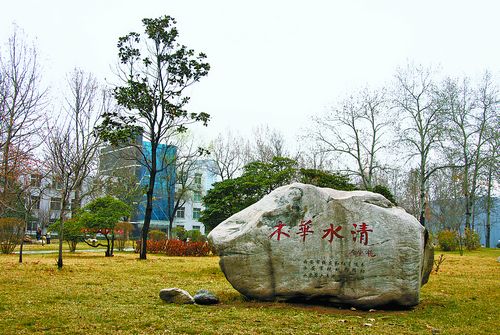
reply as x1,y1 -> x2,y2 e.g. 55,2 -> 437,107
208,183 -> 433,309
193,289 -> 220,305
159,288 -> 194,304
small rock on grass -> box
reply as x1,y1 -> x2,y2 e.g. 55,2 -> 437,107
193,289 -> 219,305
159,288 -> 194,304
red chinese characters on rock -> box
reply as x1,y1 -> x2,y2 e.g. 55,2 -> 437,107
296,219 -> 314,242
321,224 -> 344,243
269,220 -> 374,247
350,223 -> 373,245
269,221 -> 290,241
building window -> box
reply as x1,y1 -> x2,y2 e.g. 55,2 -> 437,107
193,207 -> 201,219
194,173 -> 202,185
193,191 -> 202,203
30,174 -> 42,187
70,198 -> 78,211
176,207 -> 185,219
52,178 -> 63,190
50,197 -> 61,211
31,196 -> 40,210
192,225 -> 200,231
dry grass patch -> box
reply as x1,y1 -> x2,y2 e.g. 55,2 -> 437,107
0,249 -> 499,334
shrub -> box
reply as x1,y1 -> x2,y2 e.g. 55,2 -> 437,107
187,230 -> 207,243
148,229 -> 167,241
172,226 -> 187,241
372,185 -> 397,205
437,229 -> 459,251
135,239 -> 212,256
64,219 -> 81,252
463,228 -> 481,251
0,218 -> 24,254
115,221 -> 134,251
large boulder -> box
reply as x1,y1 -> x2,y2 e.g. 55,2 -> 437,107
208,183 -> 433,309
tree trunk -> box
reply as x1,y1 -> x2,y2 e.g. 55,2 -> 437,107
140,170 -> 156,260
111,231 -> 115,256
463,158 -> 471,231
419,164 -> 426,227
105,234 -> 111,257
57,210 -> 65,269
72,187 -> 81,217
485,164 -> 493,248
168,217 -> 174,240
18,211 -> 28,263
18,225 -> 25,263
139,138 -> 158,260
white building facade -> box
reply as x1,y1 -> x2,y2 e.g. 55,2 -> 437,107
172,160 -> 218,235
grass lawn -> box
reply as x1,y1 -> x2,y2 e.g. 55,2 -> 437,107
0,248 -> 498,335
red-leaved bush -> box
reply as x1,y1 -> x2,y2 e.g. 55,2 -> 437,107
135,239 -> 212,256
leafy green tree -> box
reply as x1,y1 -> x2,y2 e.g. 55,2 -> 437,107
200,157 -> 297,231
95,15 -> 210,260
371,185 -> 397,205
49,218 -> 84,252
299,168 -> 355,191
79,196 -> 131,257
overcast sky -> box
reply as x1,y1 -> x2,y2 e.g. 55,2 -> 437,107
1,0 -> 499,147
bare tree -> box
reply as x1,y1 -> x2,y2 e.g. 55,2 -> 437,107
45,127 -> 78,268
482,140 -> 499,247
439,72 -> 498,230
63,68 -> 105,213
45,69 -> 105,269
208,131 -> 245,180
248,125 -> 289,163
296,143 -> 333,171
392,64 -> 446,226
480,81 -> 500,247
0,27 -> 48,211
428,167 -> 465,233
313,87 -> 388,190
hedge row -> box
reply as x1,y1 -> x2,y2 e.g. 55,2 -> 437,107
135,239 -> 213,256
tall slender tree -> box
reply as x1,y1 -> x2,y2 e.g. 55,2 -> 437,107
96,16 -> 210,259
440,73 -> 498,230
392,64 -> 446,226
45,69 -> 105,269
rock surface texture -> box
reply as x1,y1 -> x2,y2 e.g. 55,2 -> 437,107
193,289 -> 220,305
159,288 -> 194,304
208,183 -> 433,308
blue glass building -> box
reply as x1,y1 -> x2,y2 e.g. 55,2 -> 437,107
134,141 -> 177,226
